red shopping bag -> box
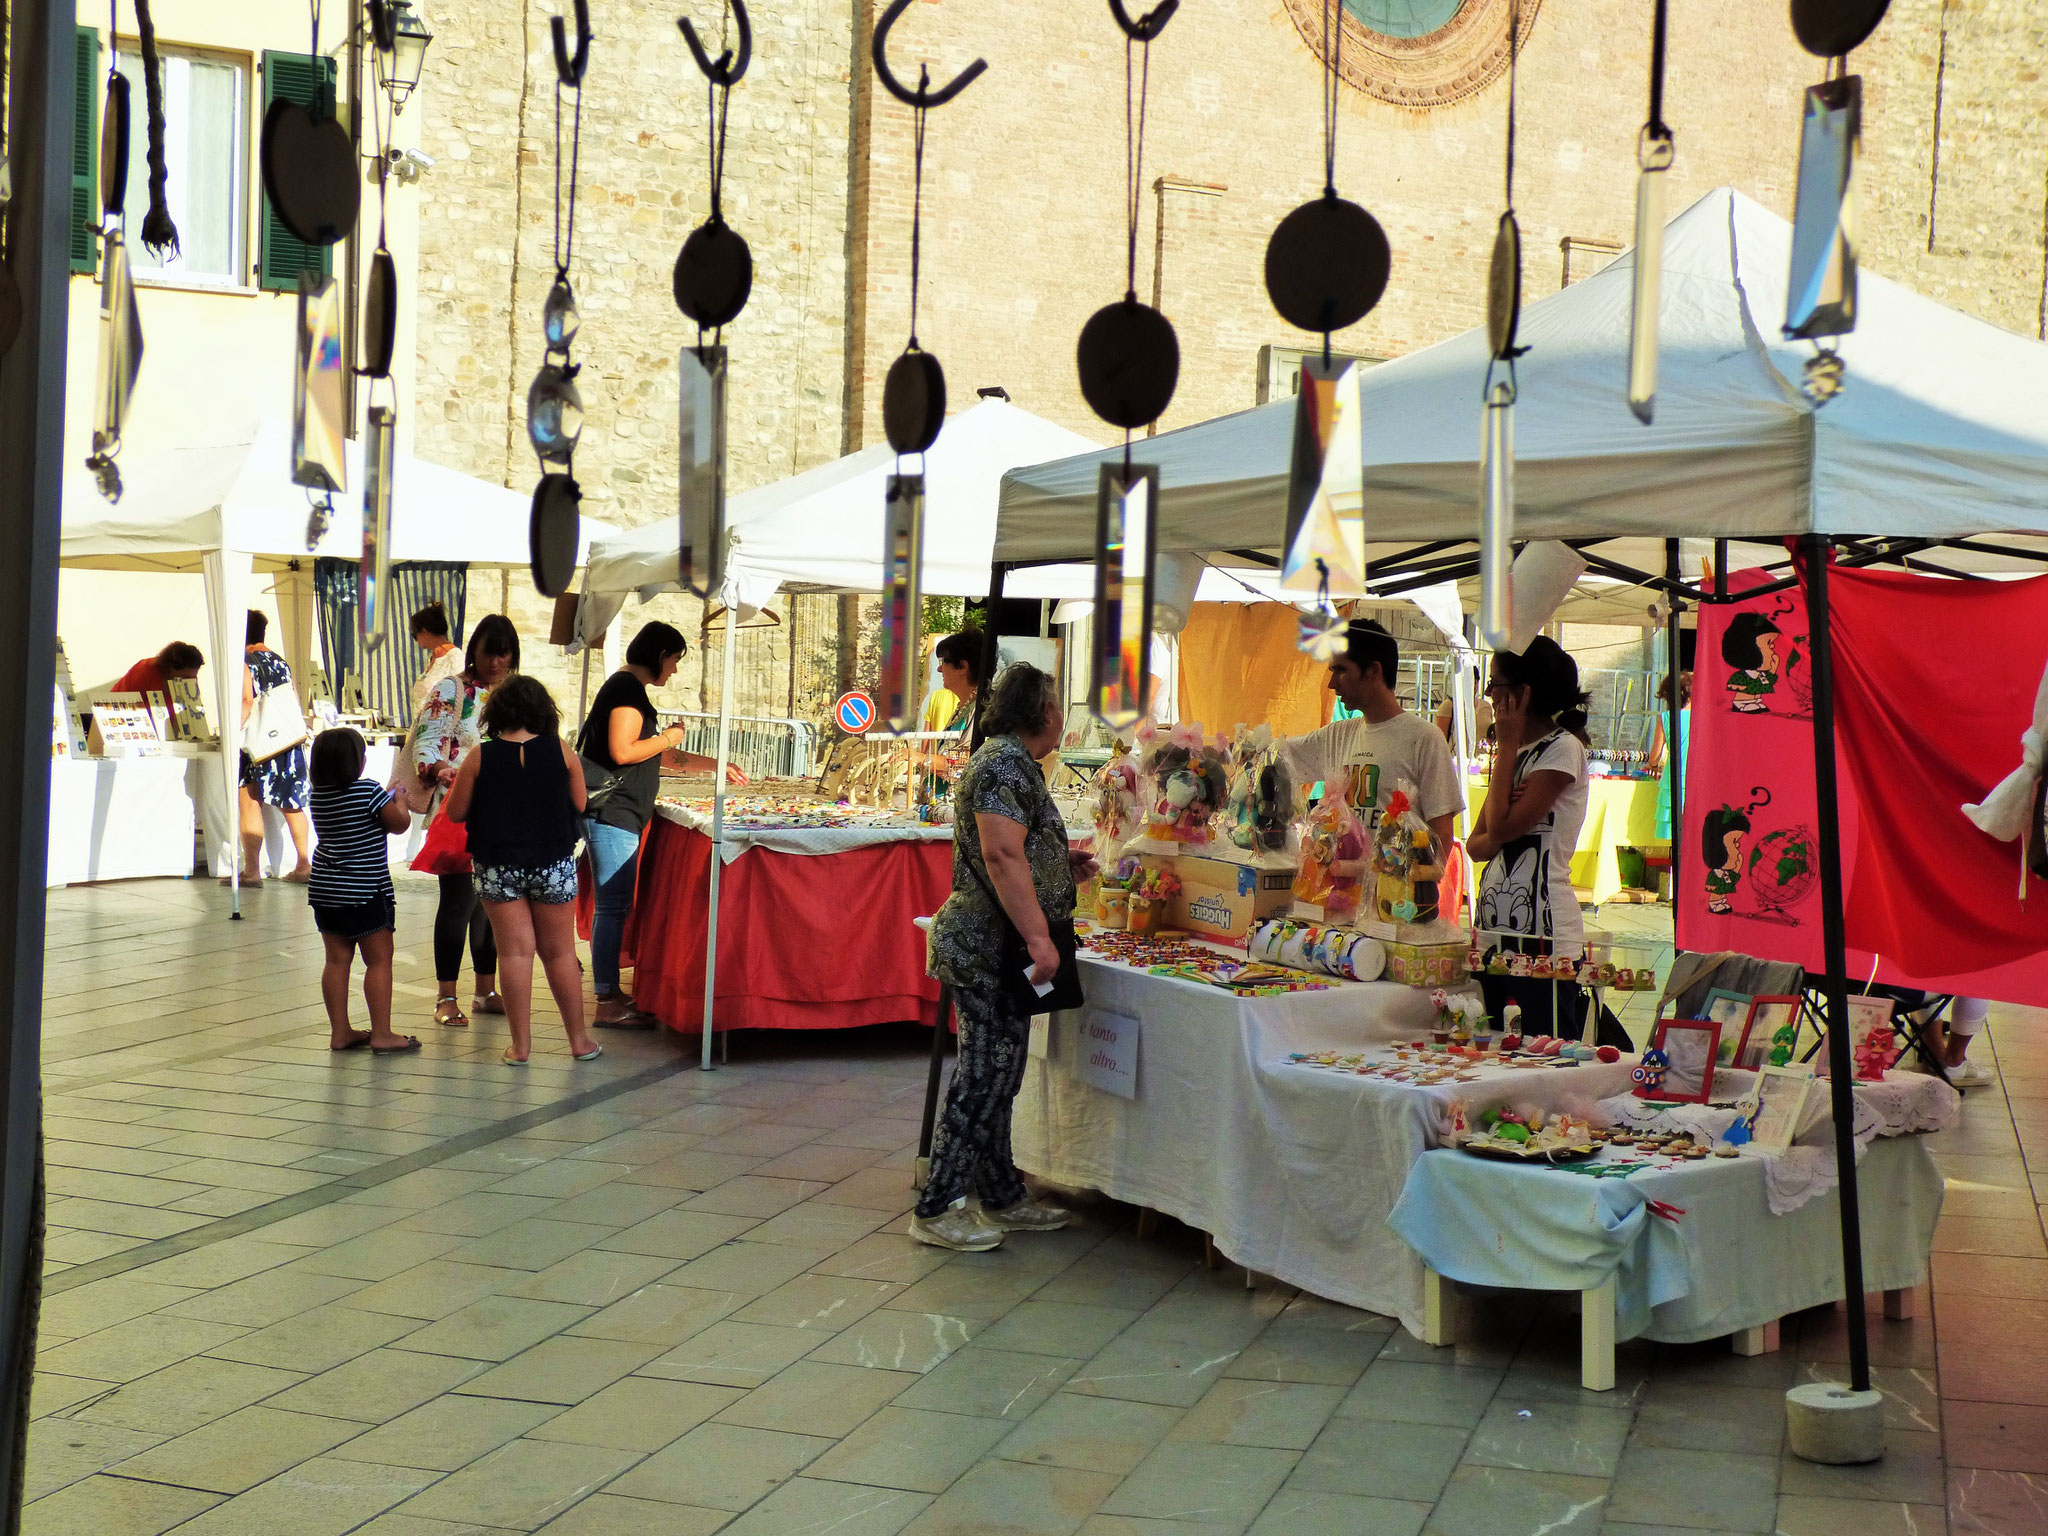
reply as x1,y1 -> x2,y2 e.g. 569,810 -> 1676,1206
410,806 -> 472,876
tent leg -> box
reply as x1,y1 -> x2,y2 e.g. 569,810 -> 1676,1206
702,595 -> 738,1073
1664,538 -> 1683,904
1800,534 -> 1872,1394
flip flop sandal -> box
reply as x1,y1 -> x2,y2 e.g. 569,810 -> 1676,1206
435,999 -> 470,1029
372,1036 -> 423,1054
329,1034 -> 373,1052
502,1050 -> 529,1066
573,1044 -> 604,1061
473,992 -> 507,1015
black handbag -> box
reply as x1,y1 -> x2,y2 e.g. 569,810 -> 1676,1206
965,851 -> 1085,1015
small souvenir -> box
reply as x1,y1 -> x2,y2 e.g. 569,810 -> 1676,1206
1631,1047 -> 1670,1095
1596,1044 -> 1621,1064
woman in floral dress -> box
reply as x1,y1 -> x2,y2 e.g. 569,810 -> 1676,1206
237,611 -> 312,884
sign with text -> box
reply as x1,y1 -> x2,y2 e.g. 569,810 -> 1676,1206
1074,1009 -> 1139,1099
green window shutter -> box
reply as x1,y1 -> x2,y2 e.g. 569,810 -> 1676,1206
257,51 -> 338,293
70,27 -> 98,273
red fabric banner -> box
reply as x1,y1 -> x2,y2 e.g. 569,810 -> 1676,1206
1680,565 -> 2048,1004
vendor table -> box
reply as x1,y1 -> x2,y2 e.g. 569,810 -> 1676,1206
46,757 -> 198,885
1465,773 -> 1662,904
1013,953 -> 1638,1334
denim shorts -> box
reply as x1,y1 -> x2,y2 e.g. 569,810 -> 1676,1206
473,857 -> 577,905
312,894 -> 396,942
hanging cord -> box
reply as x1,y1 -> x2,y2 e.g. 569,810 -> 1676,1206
552,64 -> 583,284
1502,0 -> 1518,212
1119,28 -> 1156,469
907,77 -> 928,351
133,0 -> 178,257
1319,0 -> 1340,368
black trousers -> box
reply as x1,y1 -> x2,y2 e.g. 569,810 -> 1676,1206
915,985 -> 1032,1219
433,872 -> 497,984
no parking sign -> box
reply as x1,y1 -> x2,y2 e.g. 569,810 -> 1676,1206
834,691 -> 876,735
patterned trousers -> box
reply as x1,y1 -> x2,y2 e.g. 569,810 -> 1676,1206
916,984 -> 1031,1218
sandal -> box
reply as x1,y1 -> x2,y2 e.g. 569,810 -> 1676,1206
473,991 -> 506,1016
502,1049 -> 528,1066
573,1044 -> 604,1061
434,998 -> 469,1029
593,999 -> 657,1030
372,1036 -> 424,1055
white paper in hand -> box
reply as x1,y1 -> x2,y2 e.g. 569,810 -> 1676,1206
1023,966 -> 1055,998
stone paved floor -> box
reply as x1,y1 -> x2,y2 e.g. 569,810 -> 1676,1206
22,878 -> 2048,1535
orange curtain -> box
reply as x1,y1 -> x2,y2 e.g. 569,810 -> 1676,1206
1175,603 -> 1334,736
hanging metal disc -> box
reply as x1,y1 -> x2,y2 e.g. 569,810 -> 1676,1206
673,217 -> 753,328
259,98 -> 361,247
1790,0 -> 1890,57
1487,211 -> 1523,361
883,348 -> 946,455
100,74 -> 132,214
1263,194 -> 1391,335
529,472 -> 582,598
1077,298 -> 1181,431
359,247 -> 398,379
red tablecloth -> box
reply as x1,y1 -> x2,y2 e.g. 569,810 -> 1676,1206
609,816 -> 954,1034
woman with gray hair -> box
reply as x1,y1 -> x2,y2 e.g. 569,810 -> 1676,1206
913,663 -> 1096,1251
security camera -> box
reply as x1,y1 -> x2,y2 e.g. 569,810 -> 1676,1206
369,147 -> 436,185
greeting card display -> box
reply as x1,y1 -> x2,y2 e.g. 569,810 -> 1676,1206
1635,1015 -> 1720,1103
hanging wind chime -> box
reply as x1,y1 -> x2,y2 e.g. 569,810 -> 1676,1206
356,0 -> 410,652
84,2 -> 143,501
1079,0 -> 1181,731
1782,0 -> 1887,403
675,1 -> 754,602
263,0 -> 360,540
871,1 -> 985,733
527,0 -> 593,599
1627,0 -> 1672,423
1478,0 -> 1527,652
1265,0 -> 1390,661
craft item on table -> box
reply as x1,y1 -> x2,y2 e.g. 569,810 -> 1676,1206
1126,865 -> 1180,936
1226,726 -> 1295,856
1095,885 -> 1130,930
1371,786 -> 1444,924
1631,1047 -> 1670,1095
1292,775 -> 1366,922
1639,1016 -> 1720,1102
1463,1105 -> 1599,1162
1093,752 -> 1143,865
1382,935 -> 1468,988
1079,931 -> 1221,970
1152,959 -> 1329,996
1133,721 -> 1232,847
1247,918 -> 1383,982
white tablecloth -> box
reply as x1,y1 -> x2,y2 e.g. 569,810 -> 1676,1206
46,758 -> 197,886
654,800 -> 949,862
1389,1134 -> 1943,1343
1012,955 -> 1638,1335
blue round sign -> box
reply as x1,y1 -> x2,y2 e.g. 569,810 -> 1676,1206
834,691 -> 875,735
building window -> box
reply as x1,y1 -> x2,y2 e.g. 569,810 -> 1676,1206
1257,344 -> 1383,405
1344,0 -> 1467,40
1559,235 -> 1622,287
112,46 -> 247,286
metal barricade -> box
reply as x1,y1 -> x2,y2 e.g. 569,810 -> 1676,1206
656,712 -> 819,780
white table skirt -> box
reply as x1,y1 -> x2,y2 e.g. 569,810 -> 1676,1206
46,757 -> 197,886
1012,955 -> 1637,1335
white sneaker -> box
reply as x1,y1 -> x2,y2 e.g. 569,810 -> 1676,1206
908,1206 -> 1005,1251
1946,1060 -> 1996,1089
979,1196 -> 1071,1232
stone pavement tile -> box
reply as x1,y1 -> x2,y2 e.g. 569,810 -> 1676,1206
999,1394 -> 1182,1478
894,1347 -> 1078,1422
566,1283 -> 744,1347
509,1250 -> 679,1308
1795,1364 -> 1941,1435
48,1168 -> 213,1209
1493,1339 -> 1655,1411
744,1201 -> 904,1249
342,1168 -> 506,1210
1779,1429 -> 1947,1506
815,1122 -> 919,1154
1224,1316 -> 1389,1387
448,1219 -> 622,1274
1628,1385 -> 1786,1456
662,1240 -> 847,1299
807,1405 -> 1015,1494
1105,1442 -> 1299,1529
107,1403 -> 361,1495
718,1478 -> 932,1536
558,1129 -> 705,1167
39,1279 -> 202,1341
617,1151 -> 768,1192
1933,1217 -> 2046,1259
683,1176 -> 833,1220
159,1267 -> 367,1328
694,1124 -> 823,1161
245,1201 -> 415,1248
973,1302 -> 1139,1362
812,1234 -> 954,1288
1936,1347 -> 2048,1409
1420,1465 -> 1607,1536
142,1132 -> 314,1168
1248,1491 -> 1429,1536
1067,1330 -> 1245,1409
521,1181 -> 684,1232
608,1421 -> 833,1511
155,1456 -> 442,1536
526,1377 -> 742,1453
1031,1242 -> 1198,1313
900,1460 -> 1119,1536
1775,1494 -> 1951,1536
395,1439 -> 640,1531
591,1210 -> 757,1263
812,1167 -> 928,1213
328,1394 -> 560,1473
1948,1467 -> 2048,1536
38,1315 -> 249,1385
1605,1447 -> 1780,1533
1167,1380 -> 1347,1452
286,1227 -> 473,1284
731,1272 -> 902,1334
889,1262 -> 1051,1324
345,1261 -> 529,1321
45,1141 -> 189,1177
74,1357 -> 306,1436
452,1337 -> 664,1406
266,1347 -> 487,1423
1462,1399 -> 1634,1478
154,1158 -> 333,1197
716,1360 -> 919,1437
169,1187 -> 293,1219
207,1302 -> 422,1373
639,1320 -> 822,1389
750,1141 -> 891,1183
1375,1328 -> 1520,1374
1943,1401 -> 2048,1474
44,1199 -> 210,1242
32,1374 -> 117,1419
1291,1418 -> 1469,1504
24,1418 -> 167,1502
485,1160 -> 633,1201
394,1297 -> 593,1362
18,1471 -> 221,1535
1636,1340 -> 1799,1391
396,1193 -> 562,1240
1930,1253 -> 2048,1301
117,1238 -> 306,1291
44,1231 -> 147,1266
805,1309 -> 978,1375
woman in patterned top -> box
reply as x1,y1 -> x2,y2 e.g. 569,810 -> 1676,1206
410,614 -> 518,1029
914,663 -> 1097,1252
238,611 -> 313,884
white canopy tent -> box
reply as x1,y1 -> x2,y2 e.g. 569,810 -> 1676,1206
61,418 -> 615,893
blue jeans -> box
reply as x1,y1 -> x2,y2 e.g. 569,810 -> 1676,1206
584,818 -> 643,996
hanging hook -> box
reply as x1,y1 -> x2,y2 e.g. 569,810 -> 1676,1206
872,0 -> 986,110
1109,0 -> 1179,42
552,0 -> 592,86
679,1 -> 751,88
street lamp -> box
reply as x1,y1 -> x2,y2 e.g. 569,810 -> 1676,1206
369,0 -> 433,113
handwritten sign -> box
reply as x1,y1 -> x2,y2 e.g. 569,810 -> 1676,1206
1074,1009 -> 1139,1100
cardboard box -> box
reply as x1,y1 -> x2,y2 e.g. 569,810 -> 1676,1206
1383,939 -> 1468,988
1149,853 -> 1295,940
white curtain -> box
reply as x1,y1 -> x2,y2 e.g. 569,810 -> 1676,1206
117,51 -> 243,283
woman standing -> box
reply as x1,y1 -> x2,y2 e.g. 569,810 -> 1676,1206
921,629 -> 984,734
238,611 -> 312,884
577,621 -> 745,1028
410,614 -> 518,1028
914,664 -> 1095,1252
1650,670 -> 1692,841
409,601 -> 464,716
447,677 -> 599,1064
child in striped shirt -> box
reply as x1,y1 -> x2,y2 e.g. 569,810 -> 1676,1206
310,728 -> 418,1054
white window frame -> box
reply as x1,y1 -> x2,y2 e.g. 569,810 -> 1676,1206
114,42 -> 251,292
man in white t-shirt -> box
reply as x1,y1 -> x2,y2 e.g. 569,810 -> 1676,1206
1277,619 -> 1463,853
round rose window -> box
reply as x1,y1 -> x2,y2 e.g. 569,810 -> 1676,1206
1284,0 -> 1540,109
1343,0 -> 1466,40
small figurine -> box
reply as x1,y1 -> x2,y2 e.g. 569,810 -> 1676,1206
1631,1046 -> 1671,1095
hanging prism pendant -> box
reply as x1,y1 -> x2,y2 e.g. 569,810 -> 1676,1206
293,271 -> 347,493
1280,355 -> 1367,599
679,344 -> 729,599
1784,76 -> 1861,341
878,474 -> 926,733
360,405 -> 395,653
1478,382 -> 1516,651
85,230 -> 144,501
1090,462 -> 1160,731
1627,145 -> 1671,424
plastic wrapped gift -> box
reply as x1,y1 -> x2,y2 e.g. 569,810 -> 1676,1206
1371,785 -> 1445,925
1093,752 -> 1142,865
1226,724 -> 1296,857
1293,774 -> 1367,923
1134,721 -> 1231,849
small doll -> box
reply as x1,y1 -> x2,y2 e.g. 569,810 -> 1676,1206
1293,773 -> 1366,922
1093,752 -> 1142,866
1631,1046 -> 1671,1096
1141,722 -> 1230,846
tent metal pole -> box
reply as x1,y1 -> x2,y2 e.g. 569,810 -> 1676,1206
702,586 -> 739,1072
0,0 -> 75,1517
1664,539 -> 1683,906
1713,540 -> 1728,600
1800,533 -> 1872,1394
971,564 -> 1006,752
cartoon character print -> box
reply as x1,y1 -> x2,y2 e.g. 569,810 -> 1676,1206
1699,787 -> 1774,918
1722,596 -> 1807,716
1474,733 -> 1573,942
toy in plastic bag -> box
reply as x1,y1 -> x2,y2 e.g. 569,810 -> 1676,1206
1093,752 -> 1142,866
1372,783 -> 1445,924
1293,771 -> 1367,922
1227,724 -> 1295,855
1138,720 -> 1230,847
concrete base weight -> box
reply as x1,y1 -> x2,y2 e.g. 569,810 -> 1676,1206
1785,1382 -> 1886,1464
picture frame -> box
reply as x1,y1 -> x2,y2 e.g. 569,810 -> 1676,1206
1700,988 -> 1753,1063
1744,1063 -> 1816,1152
1739,995 -> 1803,1072
1817,994 -> 1899,1081
1638,1015 -> 1721,1104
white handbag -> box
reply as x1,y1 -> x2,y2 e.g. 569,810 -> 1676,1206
242,679 -> 311,763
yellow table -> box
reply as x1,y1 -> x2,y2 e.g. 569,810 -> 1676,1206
1463,774 -> 1665,905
